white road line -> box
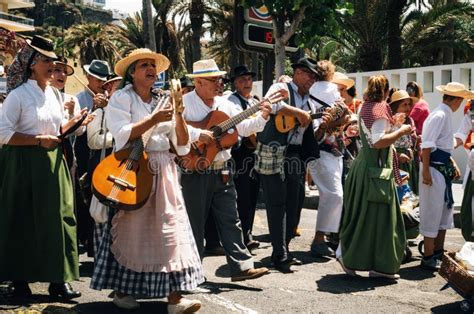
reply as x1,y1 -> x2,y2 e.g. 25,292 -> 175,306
195,287 -> 258,313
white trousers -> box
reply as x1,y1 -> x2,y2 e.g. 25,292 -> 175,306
308,151 -> 343,233
419,166 -> 454,238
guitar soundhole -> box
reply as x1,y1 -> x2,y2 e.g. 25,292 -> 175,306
211,126 -> 222,137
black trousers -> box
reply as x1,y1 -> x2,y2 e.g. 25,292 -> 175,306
259,146 -> 305,262
232,145 -> 259,244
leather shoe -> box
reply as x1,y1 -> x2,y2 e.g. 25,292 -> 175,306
288,255 -> 303,266
246,240 -> 260,251
48,283 -> 81,300
273,257 -> 299,270
231,267 -> 269,282
12,281 -> 32,298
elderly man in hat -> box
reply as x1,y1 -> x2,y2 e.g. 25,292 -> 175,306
225,65 -> 261,251
181,59 -> 271,282
420,82 -> 474,270
254,57 -> 328,271
74,59 -> 112,256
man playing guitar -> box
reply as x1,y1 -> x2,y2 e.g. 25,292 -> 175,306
181,59 -> 271,282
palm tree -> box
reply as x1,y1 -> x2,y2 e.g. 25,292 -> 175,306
120,13 -> 146,49
65,23 -> 132,68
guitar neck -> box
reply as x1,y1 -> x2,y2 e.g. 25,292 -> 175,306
217,102 -> 261,132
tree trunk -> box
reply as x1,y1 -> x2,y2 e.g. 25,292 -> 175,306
359,44 -> 383,71
190,0 -> 204,62
143,0 -> 156,51
387,0 -> 407,69
251,52 -> 259,80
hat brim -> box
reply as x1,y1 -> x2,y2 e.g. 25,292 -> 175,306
27,40 -> 57,59
103,76 -> 123,86
333,78 -> 355,89
54,61 -> 74,76
291,63 -> 318,74
389,95 -> 419,105
84,64 -> 108,81
436,85 -> 474,99
231,71 -> 256,81
115,52 -> 170,78
187,71 -> 227,78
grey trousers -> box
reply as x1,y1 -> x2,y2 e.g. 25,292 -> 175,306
181,171 -> 254,275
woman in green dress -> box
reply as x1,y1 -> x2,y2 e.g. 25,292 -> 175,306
0,36 -> 80,299
338,75 -> 412,279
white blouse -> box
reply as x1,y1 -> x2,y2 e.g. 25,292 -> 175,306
360,118 -> 391,147
183,90 -> 268,162
106,85 -> 190,155
59,92 -> 85,136
0,79 -> 64,144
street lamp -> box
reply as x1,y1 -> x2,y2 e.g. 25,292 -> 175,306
61,11 -> 71,57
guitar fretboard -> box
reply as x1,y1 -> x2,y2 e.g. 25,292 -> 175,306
217,104 -> 261,132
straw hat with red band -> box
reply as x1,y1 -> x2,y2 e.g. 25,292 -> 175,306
436,82 -> 474,99
388,90 -> 419,105
115,48 -> 170,78
332,72 -> 355,89
186,59 -> 226,78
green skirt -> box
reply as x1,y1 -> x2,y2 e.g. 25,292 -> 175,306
460,172 -> 474,241
0,145 -> 79,283
396,147 -> 419,195
340,148 -> 406,274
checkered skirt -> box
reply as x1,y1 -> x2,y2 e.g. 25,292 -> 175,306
90,207 -> 204,298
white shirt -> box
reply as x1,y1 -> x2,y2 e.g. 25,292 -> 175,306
0,80 -> 64,144
308,81 -> 342,143
360,118 -> 391,146
421,103 -> 456,153
266,81 -> 310,145
454,113 -> 471,144
183,90 -> 268,162
59,92 -> 85,136
226,92 -> 259,110
106,85 -> 190,155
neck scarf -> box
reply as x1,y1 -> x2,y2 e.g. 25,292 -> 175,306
7,46 -> 38,93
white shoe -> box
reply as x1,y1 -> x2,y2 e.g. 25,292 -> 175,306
113,293 -> 140,310
337,258 -> 357,276
168,298 -> 202,314
368,270 -> 400,280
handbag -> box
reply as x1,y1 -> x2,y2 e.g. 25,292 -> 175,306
88,125 -> 109,223
87,108 -> 113,150
359,116 -> 394,205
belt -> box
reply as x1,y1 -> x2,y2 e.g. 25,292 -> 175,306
208,160 -> 227,170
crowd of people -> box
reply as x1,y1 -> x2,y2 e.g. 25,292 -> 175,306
0,35 -> 473,313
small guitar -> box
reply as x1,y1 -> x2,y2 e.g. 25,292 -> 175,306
275,108 -> 327,133
179,89 -> 288,170
92,93 -> 171,211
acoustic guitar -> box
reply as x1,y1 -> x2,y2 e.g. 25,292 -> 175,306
274,108 -> 327,133
179,90 -> 288,171
92,79 -> 183,211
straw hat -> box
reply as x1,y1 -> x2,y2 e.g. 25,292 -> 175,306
436,82 -> 474,99
115,48 -> 170,78
186,59 -> 226,78
388,90 -> 419,105
332,72 -> 355,89
27,35 -> 57,59
53,56 -> 74,76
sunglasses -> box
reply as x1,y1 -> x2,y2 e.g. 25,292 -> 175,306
201,77 -> 223,84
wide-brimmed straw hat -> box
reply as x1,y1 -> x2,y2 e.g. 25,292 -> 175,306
389,90 -> 419,105
27,35 -> 57,59
84,59 -> 111,81
332,72 -> 355,89
436,82 -> 474,99
186,59 -> 226,78
53,56 -> 74,76
115,48 -> 170,78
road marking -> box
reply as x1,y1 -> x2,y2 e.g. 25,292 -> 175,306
195,287 -> 258,313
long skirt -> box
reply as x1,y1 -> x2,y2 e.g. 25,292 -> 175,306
340,147 -> 406,274
396,147 -> 419,195
0,145 -> 79,283
90,152 -> 204,297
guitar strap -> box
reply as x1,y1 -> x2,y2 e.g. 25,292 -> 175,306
309,94 -> 331,108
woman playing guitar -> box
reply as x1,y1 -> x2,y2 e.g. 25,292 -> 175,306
90,48 -> 204,313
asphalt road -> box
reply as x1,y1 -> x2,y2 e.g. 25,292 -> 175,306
0,202 -> 468,313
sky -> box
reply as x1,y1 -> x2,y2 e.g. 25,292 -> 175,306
104,0 -> 143,16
